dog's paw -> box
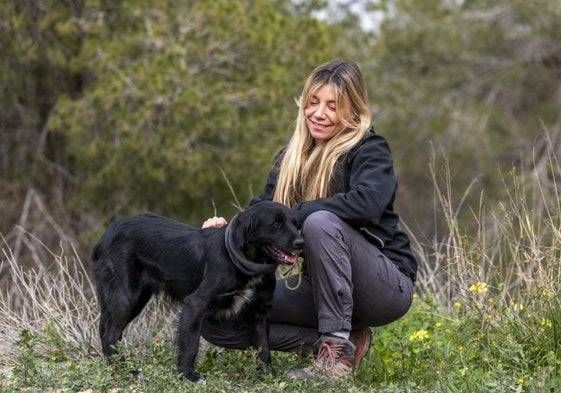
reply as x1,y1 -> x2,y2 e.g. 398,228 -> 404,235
182,370 -> 205,384
186,374 -> 205,384
256,362 -> 274,377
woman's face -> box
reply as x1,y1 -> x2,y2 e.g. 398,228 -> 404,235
304,83 -> 344,143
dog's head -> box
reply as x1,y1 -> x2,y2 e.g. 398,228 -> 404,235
229,201 -> 304,267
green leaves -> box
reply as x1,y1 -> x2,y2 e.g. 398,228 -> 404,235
3,0 -> 560,245
45,0 -> 337,223
367,0 -> 561,233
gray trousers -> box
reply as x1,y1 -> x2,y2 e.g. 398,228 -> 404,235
202,210 -> 414,353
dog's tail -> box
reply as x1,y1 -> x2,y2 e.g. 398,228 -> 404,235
91,222 -> 117,264
91,241 -> 103,263
91,230 -> 113,266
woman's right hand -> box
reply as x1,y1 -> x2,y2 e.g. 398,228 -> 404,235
202,216 -> 228,228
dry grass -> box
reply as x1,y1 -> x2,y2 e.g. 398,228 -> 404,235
0,230 -> 178,368
410,140 -> 561,311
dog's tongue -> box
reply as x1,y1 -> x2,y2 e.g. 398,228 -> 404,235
283,253 -> 297,265
268,244 -> 298,265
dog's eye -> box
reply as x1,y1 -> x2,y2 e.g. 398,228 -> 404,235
272,217 -> 284,229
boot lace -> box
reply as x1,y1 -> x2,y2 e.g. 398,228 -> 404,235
315,339 -> 353,372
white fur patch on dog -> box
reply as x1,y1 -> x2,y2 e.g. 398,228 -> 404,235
215,276 -> 264,319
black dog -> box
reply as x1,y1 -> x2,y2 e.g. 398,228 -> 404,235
91,201 -> 303,383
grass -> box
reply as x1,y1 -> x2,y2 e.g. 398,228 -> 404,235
1,148 -> 561,392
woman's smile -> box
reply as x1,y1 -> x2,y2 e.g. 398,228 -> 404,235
305,83 -> 343,142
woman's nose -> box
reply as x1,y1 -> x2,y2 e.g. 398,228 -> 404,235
313,105 -> 326,118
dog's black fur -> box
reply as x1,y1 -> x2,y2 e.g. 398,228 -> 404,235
91,201 -> 303,383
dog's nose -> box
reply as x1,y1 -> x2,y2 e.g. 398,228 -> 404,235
293,238 -> 304,250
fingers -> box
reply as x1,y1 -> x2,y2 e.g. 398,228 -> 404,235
202,216 -> 228,228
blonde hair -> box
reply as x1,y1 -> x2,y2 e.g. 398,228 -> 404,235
273,60 -> 372,206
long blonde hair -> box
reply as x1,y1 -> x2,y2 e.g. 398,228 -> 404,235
273,60 -> 372,206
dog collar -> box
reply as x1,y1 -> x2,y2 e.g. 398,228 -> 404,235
224,214 -> 279,276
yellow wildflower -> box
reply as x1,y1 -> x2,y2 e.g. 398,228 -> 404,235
409,329 -> 429,341
510,301 -> 524,311
541,318 -> 552,328
469,281 -> 488,293
541,288 -> 555,299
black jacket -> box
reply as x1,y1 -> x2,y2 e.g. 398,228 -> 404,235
249,127 -> 417,281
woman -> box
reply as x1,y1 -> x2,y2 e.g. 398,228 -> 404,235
202,59 -> 417,381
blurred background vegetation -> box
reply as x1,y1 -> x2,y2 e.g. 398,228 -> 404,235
1,0 -> 560,268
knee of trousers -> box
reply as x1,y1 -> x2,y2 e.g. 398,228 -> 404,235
301,210 -> 342,241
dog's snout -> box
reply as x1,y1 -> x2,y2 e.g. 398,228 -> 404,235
293,238 -> 304,250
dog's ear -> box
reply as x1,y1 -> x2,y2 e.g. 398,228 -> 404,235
229,208 -> 255,247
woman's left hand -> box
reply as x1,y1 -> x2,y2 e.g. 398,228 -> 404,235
202,216 -> 228,228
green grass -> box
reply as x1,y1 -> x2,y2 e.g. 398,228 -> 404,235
1,150 -> 561,392
0,251 -> 560,392
2,289 -> 559,392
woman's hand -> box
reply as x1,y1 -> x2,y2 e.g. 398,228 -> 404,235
202,216 -> 228,228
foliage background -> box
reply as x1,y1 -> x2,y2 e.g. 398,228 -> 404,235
2,0 -> 560,258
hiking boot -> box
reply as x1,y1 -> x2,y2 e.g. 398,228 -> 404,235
349,328 -> 372,370
286,335 -> 356,381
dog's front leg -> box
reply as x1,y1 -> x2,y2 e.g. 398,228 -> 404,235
247,313 -> 272,366
246,275 -> 275,370
176,298 -> 207,384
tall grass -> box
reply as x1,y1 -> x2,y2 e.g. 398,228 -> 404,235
0,232 -> 177,366
416,147 -> 561,310
1,136 -> 560,391
0,239 -> 97,360
393,140 -> 561,391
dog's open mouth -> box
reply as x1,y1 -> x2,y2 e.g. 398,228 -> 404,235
266,244 -> 298,265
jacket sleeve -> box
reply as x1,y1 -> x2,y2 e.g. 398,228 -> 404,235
291,133 -> 397,228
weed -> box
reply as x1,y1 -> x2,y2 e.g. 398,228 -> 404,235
11,329 -> 42,387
